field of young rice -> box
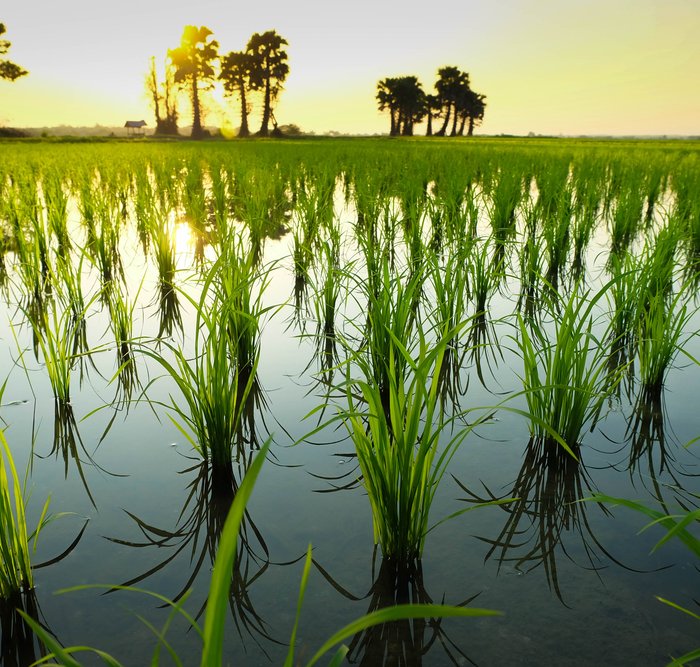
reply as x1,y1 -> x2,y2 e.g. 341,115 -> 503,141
0,137 -> 699,666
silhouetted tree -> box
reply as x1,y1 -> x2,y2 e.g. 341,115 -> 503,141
377,77 -> 400,135
169,26 -> 218,139
434,66 -> 469,136
219,51 -> 255,137
146,56 -> 179,135
459,90 -> 486,136
424,93 -> 440,136
0,23 -> 27,81
376,76 -> 426,136
246,30 -> 289,137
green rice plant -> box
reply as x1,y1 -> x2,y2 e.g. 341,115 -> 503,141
609,176 -> 645,256
22,301 -> 78,404
517,213 -> 546,319
140,261 -> 262,469
340,328 -> 477,561
636,289 -> 692,396
106,283 -> 140,405
468,236 -> 499,317
514,284 -> 620,453
0,427 -> 35,600
356,260 -> 423,416
42,170 -> 70,257
310,241 -> 343,383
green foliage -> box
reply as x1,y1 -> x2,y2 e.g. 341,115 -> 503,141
515,284 -> 619,453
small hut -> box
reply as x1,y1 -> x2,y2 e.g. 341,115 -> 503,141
124,120 -> 147,137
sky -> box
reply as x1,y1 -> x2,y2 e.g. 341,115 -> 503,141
1,0 -> 699,136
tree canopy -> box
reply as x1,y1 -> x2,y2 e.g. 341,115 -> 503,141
0,23 -> 27,82
377,66 -> 486,137
168,25 -> 219,138
246,30 -> 289,137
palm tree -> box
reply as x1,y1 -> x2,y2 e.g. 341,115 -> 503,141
424,94 -> 441,137
169,25 -> 219,139
377,77 -> 400,135
246,30 -> 289,137
434,66 -> 469,136
459,90 -> 487,136
376,76 -> 426,136
220,51 -> 255,137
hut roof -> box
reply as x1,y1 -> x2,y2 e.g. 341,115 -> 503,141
124,120 -> 147,128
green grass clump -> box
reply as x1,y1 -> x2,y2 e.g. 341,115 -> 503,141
515,285 -> 619,453
342,329 -> 473,561
0,429 -> 34,600
142,257 -> 263,469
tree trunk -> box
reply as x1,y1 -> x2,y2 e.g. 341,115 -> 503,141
468,116 -> 475,136
426,112 -> 433,137
258,75 -> 271,136
191,74 -> 203,138
450,108 -> 459,136
390,109 -> 398,136
238,83 -> 250,137
458,115 -> 466,136
436,104 -> 450,136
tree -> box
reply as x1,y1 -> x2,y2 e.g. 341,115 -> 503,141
168,26 -> 218,139
424,94 -> 441,137
459,90 -> 486,136
146,56 -> 179,136
434,66 -> 469,136
376,76 -> 426,136
246,30 -> 289,137
0,23 -> 27,82
376,77 -> 400,136
219,51 -> 255,138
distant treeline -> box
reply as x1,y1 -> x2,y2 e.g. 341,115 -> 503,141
377,67 -> 485,137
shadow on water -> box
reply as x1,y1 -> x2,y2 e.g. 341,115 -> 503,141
314,549 -> 480,666
105,455 -> 280,654
455,437 -> 628,604
625,387 -> 700,511
0,590 -> 49,667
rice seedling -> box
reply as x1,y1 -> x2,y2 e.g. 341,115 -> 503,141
355,260 -> 423,417
340,328 -> 479,561
105,283 -> 141,407
514,283 -> 621,453
468,236 -> 499,317
309,240 -> 343,385
0,427 -> 35,601
140,257 -> 265,469
609,174 -> 645,256
42,169 -> 70,257
21,300 -> 76,405
636,289 -> 692,397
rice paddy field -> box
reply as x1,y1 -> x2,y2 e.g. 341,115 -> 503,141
0,137 -> 699,666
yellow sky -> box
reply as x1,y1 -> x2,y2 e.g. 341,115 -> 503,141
1,0 -> 698,135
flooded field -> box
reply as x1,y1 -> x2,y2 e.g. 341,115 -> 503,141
0,137 -> 698,666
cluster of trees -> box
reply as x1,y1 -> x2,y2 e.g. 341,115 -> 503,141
148,25 -> 289,139
0,23 -> 27,82
377,67 -> 485,137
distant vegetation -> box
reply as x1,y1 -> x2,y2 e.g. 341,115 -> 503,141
147,25 -> 289,139
377,66 -> 486,136
0,22 -> 27,82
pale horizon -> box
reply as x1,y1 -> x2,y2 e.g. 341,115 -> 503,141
2,0 -> 699,137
